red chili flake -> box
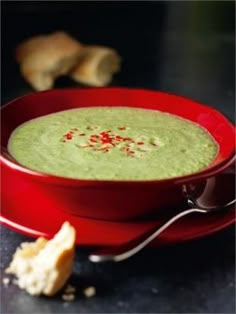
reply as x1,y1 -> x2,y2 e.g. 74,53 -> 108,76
100,132 -> 113,144
115,135 -> 123,140
123,137 -> 132,141
96,147 -> 109,152
137,142 -> 144,145
101,138 -> 112,144
118,126 -> 126,130
65,133 -> 73,140
79,133 -> 86,136
101,134 -> 109,139
129,151 -> 135,154
89,139 -> 97,143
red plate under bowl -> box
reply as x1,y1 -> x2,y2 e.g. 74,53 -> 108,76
1,88 -> 235,221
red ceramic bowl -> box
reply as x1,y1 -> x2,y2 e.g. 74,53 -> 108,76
1,88 -> 235,221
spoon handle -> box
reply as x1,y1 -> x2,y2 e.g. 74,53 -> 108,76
89,208 -> 206,263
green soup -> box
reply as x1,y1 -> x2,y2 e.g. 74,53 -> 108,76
8,107 -> 218,180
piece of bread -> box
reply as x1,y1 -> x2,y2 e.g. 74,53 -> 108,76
16,32 -> 82,91
5,221 -> 76,296
70,45 -> 121,87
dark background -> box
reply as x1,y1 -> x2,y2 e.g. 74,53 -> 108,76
1,1 -> 235,121
1,1 -> 235,313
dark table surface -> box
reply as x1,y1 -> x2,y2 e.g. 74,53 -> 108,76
1,2 -> 235,313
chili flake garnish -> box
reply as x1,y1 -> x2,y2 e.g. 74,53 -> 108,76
65,133 -> 73,140
61,125 -> 159,157
115,135 -> 122,140
123,137 -> 132,142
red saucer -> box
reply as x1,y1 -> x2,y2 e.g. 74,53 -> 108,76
1,189 -> 235,247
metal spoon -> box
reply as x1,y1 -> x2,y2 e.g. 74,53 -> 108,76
89,169 -> 235,263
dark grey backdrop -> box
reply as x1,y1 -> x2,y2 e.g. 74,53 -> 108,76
1,1 -> 235,313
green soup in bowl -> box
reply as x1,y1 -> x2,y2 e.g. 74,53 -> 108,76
8,107 -> 218,180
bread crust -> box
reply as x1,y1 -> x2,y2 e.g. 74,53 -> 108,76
16,32 -> 121,89
16,32 -> 82,91
70,45 -> 121,86
6,221 -> 76,296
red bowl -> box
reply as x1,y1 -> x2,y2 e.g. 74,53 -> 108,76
1,88 -> 235,221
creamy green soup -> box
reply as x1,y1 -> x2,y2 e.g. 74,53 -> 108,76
8,107 -> 218,180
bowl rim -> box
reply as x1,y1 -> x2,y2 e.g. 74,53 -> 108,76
1,87 -> 235,187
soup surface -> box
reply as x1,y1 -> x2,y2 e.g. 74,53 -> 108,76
8,107 -> 218,180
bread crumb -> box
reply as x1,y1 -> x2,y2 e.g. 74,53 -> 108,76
2,277 -> 10,286
62,293 -> 75,302
64,284 -> 76,294
83,286 -> 96,298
